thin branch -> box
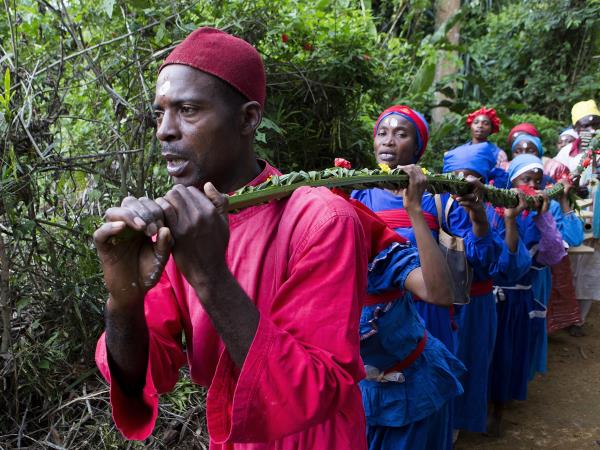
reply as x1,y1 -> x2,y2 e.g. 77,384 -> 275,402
10,2 -> 200,92
3,0 -> 17,76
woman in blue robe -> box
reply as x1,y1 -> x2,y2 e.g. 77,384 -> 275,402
441,147 -> 532,435
354,105 -> 466,450
449,106 -> 510,187
353,109 -> 477,356
516,151 -> 584,380
488,154 -> 567,436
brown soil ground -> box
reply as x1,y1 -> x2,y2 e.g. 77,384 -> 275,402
457,302 -> 600,450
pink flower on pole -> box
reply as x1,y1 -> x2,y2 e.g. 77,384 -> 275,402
334,158 -> 352,169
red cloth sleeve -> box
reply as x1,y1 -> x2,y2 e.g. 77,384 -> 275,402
95,269 -> 187,440
206,212 -> 367,444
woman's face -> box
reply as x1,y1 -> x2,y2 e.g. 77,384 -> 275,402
471,114 -> 493,142
512,169 -> 543,190
374,114 -> 418,168
513,140 -> 538,157
557,134 -> 576,150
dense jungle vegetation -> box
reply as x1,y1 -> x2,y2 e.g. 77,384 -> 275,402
1,0 -> 598,448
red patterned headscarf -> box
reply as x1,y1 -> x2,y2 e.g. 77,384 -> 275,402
466,107 -> 501,134
507,123 -> 540,145
160,27 -> 266,109
374,105 -> 430,162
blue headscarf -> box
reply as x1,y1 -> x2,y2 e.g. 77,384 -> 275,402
511,134 -> 544,157
443,144 -> 497,182
508,154 -> 544,183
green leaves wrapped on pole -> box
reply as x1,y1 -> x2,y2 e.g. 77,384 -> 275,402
227,165 -> 576,212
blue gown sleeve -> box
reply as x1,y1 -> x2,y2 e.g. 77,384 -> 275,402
485,206 -> 533,285
549,200 -> 584,247
446,196 -> 505,271
492,235 -> 532,285
367,243 -> 421,294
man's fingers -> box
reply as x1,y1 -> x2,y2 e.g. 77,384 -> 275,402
156,197 -> 178,228
120,197 -> 160,236
93,221 -> 127,246
154,227 -> 173,264
104,207 -> 147,231
204,182 -> 229,215
139,197 -> 165,230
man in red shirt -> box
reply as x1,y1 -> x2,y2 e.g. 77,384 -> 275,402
94,27 -> 370,448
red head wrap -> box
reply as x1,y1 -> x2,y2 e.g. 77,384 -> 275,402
507,122 -> 540,145
374,105 -> 430,162
160,27 -> 266,109
466,107 -> 501,134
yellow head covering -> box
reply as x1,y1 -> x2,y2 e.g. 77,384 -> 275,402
571,99 -> 600,125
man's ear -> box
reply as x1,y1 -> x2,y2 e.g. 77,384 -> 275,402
240,101 -> 262,136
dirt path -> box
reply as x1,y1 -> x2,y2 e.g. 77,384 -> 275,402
457,302 -> 600,450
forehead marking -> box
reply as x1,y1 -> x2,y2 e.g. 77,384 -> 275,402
158,80 -> 171,96
388,117 -> 398,128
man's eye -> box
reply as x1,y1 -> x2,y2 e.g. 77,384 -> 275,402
180,106 -> 195,114
153,110 -> 164,120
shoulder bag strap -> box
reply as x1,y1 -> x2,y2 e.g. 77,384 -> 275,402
434,194 -> 443,229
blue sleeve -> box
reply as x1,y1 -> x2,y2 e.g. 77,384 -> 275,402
350,189 -> 366,202
550,201 -> 584,247
463,230 -> 504,271
445,196 -> 472,239
446,197 -> 501,270
491,237 -> 532,285
485,205 -> 533,284
367,243 -> 421,295
489,167 -> 509,189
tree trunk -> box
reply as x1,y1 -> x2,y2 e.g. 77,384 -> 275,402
432,0 -> 461,124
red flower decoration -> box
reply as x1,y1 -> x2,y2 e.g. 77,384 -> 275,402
303,42 -> 313,51
334,158 -> 352,169
517,184 -> 537,196
582,157 -> 592,168
281,34 -> 289,43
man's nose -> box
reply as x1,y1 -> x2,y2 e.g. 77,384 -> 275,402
156,110 -> 180,142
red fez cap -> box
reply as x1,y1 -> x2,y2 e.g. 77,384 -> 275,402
160,27 -> 266,109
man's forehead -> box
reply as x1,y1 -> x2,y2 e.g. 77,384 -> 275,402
580,115 -> 600,125
155,65 -> 216,100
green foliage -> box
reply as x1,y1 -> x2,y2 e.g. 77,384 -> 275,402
460,0 -> 600,120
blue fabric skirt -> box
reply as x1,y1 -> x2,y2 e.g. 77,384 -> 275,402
414,302 -> 457,354
360,335 -> 465,428
489,289 -> 532,403
528,267 -> 550,380
453,292 -> 498,432
366,403 -> 452,450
